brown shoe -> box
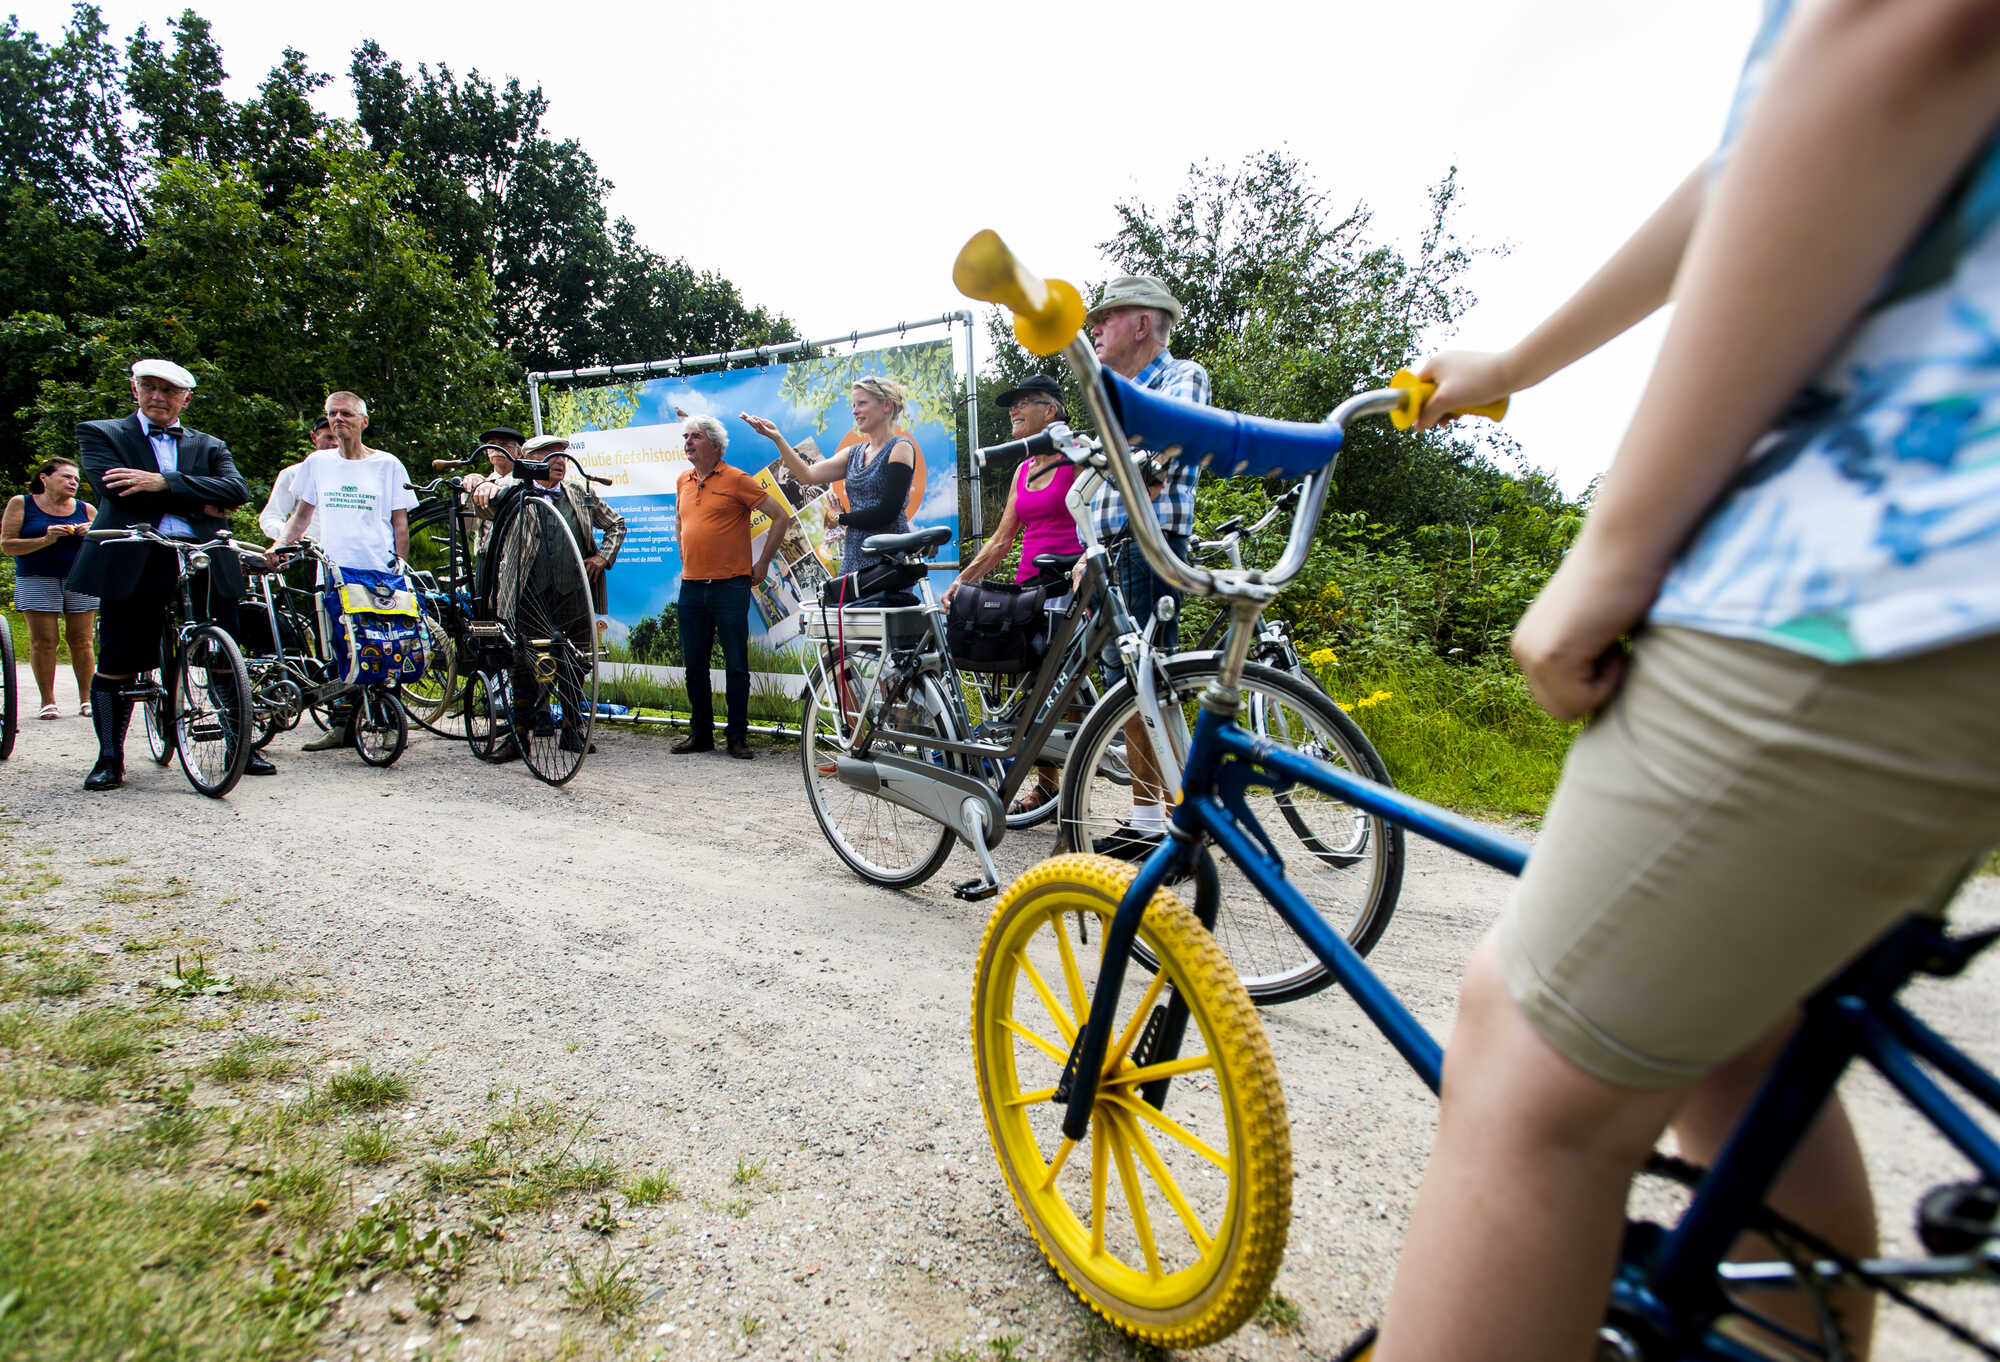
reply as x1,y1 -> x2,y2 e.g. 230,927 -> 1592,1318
671,735 -> 714,754
725,739 -> 753,760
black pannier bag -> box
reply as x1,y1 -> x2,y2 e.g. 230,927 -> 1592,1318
946,579 -> 1050,674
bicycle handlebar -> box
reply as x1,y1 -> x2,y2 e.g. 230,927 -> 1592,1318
87,525 -> 240,553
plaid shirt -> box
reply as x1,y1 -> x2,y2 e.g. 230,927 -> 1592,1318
1090,350 -> 1212,542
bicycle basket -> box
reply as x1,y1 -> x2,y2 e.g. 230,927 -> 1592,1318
324,567 -> 428,687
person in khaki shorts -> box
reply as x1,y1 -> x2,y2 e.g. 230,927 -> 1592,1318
1359,7 -> 2000,1362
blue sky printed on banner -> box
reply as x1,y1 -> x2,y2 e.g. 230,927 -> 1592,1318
544,341 -> 960,660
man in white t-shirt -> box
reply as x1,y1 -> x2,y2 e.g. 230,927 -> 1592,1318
265,389 -> 418,751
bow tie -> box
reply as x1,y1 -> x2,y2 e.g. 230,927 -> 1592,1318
146,424 -> 183,440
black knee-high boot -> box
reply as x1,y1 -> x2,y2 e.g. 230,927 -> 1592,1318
85,676 -> 127,790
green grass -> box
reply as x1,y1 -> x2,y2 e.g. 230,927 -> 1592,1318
1318,658 -> 1579,821
420,1095 -> 619,1214
321,1061 -> 412,1111
560,1249 -> 640,1323
201,1034 -> 299,1085
339,1123 -> 401,1166
621,1166 -> 680,1205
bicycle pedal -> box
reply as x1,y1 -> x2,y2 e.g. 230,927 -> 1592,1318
952,877 -> 999,901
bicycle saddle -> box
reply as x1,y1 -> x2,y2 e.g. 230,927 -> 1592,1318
1030,552 -> 1082,578
1100,368 -> 1343,479
861,525 -> 952,556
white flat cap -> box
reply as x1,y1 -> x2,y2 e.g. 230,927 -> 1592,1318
522,433 -> 571,457
130,358 -> 197,390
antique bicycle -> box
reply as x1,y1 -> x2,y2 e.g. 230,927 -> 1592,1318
405,444 -> 599,785
86,524 -> 254,797
958,232 -> 1999,1357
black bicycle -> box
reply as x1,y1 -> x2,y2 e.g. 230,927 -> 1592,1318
406,444 -> 598,786
88,524 -> 252,797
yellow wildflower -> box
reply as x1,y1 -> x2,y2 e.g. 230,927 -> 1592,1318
1353,689 -> 1395,711
1307,647 -> 1339,667
1319,582 -> 1345,599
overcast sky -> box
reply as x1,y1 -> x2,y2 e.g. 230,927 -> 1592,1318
13,0 -> 1760,493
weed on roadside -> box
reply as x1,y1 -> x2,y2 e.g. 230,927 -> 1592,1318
340,1123 -> 400,1166
421,1095 -> 618,1214
561,1248 -> 640,1323
622,1166 -> 680,1205
202,1034 -> 299,1086
322,1060 -> 412,1111
1256,1288 -> 1302,1333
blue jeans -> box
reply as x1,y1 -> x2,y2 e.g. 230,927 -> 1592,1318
1102,533 -> 1189,687
678,576 -> 753,744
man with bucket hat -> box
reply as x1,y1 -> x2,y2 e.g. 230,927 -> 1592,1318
70,357 -> 273,789
1081,276 -> 1212,860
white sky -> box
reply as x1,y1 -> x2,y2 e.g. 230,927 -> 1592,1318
13,0 -> 1760,495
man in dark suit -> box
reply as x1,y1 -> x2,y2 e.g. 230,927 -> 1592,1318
70,358 -> 276,789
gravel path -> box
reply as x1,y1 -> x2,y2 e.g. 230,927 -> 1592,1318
5,664 -> 1995,1361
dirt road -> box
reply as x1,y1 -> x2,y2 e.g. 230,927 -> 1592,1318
5,669 -> 1995,1361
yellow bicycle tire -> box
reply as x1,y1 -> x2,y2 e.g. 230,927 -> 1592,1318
971,854 -> 1290,1347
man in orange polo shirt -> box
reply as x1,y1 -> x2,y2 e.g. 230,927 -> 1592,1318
673,412 -> 792,759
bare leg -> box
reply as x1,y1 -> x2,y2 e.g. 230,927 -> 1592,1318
1373,934 -> 1683,1362
1124,714 -> 1165,809
65,609 -> 96,704
25,609 -> 59,708
1672,1018 -> 1878,1357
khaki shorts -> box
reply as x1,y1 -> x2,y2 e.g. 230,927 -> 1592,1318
1498,626 -> 2000,1090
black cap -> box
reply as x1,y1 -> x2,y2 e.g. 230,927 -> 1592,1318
311,415 -> 330,432
480,425 -> 526,444
996,374 -> 1065,412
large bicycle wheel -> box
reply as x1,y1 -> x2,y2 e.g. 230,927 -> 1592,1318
1059,656 -> 1404,1005
493,497 -> 596,786
0,621 -> 15,760
799,651 -> 958,888
352,687 -> 408,767
962,667 -> 1103,833
171,624 -> 250,798
972,855 -> 1289,1348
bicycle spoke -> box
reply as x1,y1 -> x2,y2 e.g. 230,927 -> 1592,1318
1015,950 -> 1078,1047
1122,1114 -> 1217,1257
999,1016 -> 1070,1068
1104,1090 -> 1230,1171
1107,1107 -> 1164,1278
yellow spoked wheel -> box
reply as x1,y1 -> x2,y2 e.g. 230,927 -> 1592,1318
971,854 -> 1290,1347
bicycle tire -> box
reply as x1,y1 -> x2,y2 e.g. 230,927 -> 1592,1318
493,497 -> 596,786
352,687 -> 408,767
972,854 -> 1290,1348
800,650 -> 958,888
462,670 -> 512,763
171,624 -> 250,798
402,595 -> 462,737
141,683 -> 173,765
0,621 -> 15,760
1058,655 -> 1404,1004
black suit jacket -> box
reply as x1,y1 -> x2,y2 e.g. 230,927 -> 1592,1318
69,413 -> 252,601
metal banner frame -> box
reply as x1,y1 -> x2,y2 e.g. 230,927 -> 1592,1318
525,310 -> 985,539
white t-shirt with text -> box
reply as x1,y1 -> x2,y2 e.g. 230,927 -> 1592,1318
296,448 -> 418,571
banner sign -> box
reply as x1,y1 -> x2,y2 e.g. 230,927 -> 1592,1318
542,340 -> 960,669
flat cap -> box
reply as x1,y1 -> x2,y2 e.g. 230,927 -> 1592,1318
1084,275 -> 1184,325
131,358 -> 197,390
480,425 -> 525,444
521,433 -> 571,458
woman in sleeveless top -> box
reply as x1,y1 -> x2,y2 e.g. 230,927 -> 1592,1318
744,376 -> 917,582
1,457 -> 99,719
943,376 -> 1084,814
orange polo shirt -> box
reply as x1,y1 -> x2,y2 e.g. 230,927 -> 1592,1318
676,462 -> 767,580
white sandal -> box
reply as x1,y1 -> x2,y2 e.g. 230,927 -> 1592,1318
38,703 -> 60,720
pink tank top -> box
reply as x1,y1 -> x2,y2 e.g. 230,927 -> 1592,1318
1014,457 -> 1083,582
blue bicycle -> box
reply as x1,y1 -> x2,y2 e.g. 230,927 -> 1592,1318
956,232 -> 2000,1357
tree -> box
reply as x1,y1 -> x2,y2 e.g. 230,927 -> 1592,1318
1101,150 -> 1537,531
9,131 -> 511,487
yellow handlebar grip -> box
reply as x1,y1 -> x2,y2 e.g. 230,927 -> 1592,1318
952,230 -> 1086,357
1389,369 -> 1509,430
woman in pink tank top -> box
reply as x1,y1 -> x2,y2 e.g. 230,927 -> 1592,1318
944,376 -> 1084,814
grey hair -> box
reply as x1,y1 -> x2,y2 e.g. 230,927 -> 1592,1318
683,412 -> 729,451
1148,308 -> 1175,347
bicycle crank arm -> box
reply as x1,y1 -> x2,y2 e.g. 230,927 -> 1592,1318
1718,1246 -> 1997,1288
833,753 -> 1009,856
